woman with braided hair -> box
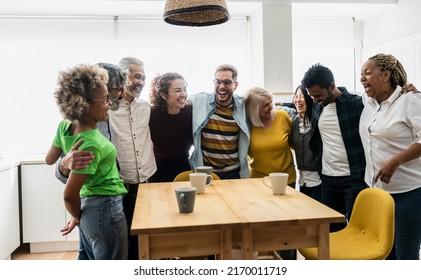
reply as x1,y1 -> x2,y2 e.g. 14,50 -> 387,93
360,53 -> 421,259
148,72 -> 193,182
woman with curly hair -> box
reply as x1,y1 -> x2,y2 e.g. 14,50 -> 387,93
45,64 -> 128,260
148,72 -> 193,182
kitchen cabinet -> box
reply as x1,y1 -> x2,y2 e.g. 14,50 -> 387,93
21,163 -> 78,253
0,164 -> 20,259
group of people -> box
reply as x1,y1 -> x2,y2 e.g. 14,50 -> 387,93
45,53 -> 420,260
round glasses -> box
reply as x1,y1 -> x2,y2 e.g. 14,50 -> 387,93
109,87 -> 125,100
109,87 -> 125,94
87,94 -> 110,104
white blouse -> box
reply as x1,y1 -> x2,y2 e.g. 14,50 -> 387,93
359,86 -> 421,193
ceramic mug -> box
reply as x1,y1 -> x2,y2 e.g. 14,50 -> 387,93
263,172 -> 288,195
195,166 -> 213,184
175,186 -> 196,213
189,172 -> 213,194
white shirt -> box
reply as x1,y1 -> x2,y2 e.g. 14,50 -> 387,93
318,102 -> 351,176
359,86 -> 421,193
109,98 -> 157,184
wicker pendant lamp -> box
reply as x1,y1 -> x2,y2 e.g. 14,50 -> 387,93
163,0 -> 230,27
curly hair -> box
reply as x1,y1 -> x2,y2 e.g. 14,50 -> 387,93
243,87 -> 274,127
149,72 -> 186,112
54,64 -> 108,121
368,53 -> 407,87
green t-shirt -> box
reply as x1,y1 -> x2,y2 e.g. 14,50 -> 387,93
52,120 -> 127,198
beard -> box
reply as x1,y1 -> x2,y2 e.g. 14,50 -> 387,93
127,90 -> 141,99
110,100 -> 120,111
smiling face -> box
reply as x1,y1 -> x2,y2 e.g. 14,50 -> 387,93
360,59 -> 390,101
259,94 -> 273,122
307,84 -> 335,107
125,63 -> 146,99
162,78 -> 187,115
213,70 -> 238,106
87,84 -> 111,122
293,87 -> 307,117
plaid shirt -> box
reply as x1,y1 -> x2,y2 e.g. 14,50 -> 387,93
310,87 -> 366,182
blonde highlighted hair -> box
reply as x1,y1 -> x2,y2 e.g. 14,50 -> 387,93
243,87 -> 274,127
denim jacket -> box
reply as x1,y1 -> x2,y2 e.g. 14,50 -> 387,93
189,92 -> 250,178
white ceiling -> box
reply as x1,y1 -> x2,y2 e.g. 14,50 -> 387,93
0,0 -> 396,20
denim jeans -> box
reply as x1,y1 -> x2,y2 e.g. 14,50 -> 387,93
321,175 -> 367,232
387,187 -> 421,260
79,195 -> 128,260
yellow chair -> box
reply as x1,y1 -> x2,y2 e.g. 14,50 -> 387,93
174,170 -> 221,182
299,187 -> 395,260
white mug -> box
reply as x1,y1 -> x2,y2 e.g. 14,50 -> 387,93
263,172 -> 288,195
195,166 -> 213,184
189,172 -> 213,194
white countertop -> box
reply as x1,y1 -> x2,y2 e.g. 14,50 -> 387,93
0,154 -> 46,172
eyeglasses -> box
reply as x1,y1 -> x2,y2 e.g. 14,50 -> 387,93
108,87 -> 125,100
87,94 -> 110,104
109,87 -> 125,94
213,79 -> 235,86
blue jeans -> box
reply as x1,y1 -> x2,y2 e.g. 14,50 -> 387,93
321,175 -> 367,232
79,195 -> 128,260
387,187 -> 421,260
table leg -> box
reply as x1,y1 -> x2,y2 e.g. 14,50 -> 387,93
317,223 -> 330,260
242,228 -> 253,260
139,235 -> 149,260
222,229 -> 232,260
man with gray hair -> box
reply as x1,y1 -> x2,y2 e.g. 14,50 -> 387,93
109,57 -> 156,260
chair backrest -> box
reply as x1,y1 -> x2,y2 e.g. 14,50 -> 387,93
173,170 -> 221,182
347,187 -> 395,258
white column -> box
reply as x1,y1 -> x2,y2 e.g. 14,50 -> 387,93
262,3 -> 293,95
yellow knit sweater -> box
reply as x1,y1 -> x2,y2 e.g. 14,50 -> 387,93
248,110 -> 296,184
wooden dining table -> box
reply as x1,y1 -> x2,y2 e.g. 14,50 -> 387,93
131,178 -> 345,260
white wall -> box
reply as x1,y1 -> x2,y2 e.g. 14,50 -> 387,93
293,18 -> 355,92
0,16 -> 250,155
362,0 -> 421,49
360,0 -> 421,91
2,1 -> 416,156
